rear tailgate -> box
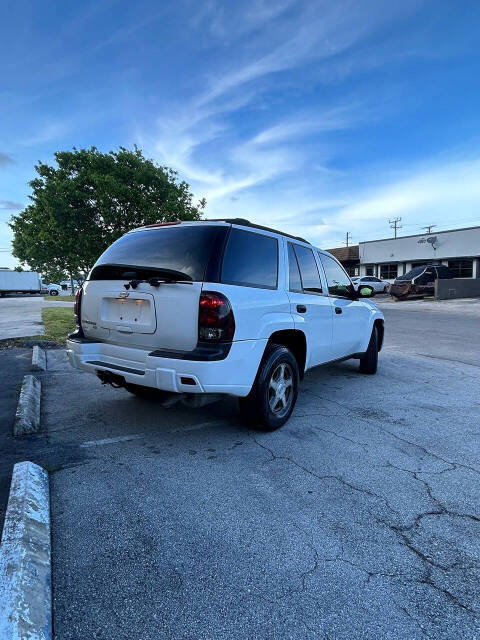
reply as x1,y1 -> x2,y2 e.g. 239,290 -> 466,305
81,223 -> 226,351
81,280 -> 203,351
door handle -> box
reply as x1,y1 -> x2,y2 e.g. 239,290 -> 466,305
335,307 -> 342,314
296,304 -> 307,313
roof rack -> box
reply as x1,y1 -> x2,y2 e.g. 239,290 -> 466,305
205,218 -> 310,244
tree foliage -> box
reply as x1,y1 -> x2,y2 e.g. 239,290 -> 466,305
10,146 -> 205,279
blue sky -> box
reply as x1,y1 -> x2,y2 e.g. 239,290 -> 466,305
1,0 -> 480,267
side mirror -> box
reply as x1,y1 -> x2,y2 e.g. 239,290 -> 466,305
358,285 -> 374,298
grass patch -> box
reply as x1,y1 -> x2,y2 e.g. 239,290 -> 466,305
44,295 -> 75,302
41,307 -> 76,343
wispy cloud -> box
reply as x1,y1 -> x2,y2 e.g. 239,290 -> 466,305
0,152 -> 14,168
134,0 -> 480,247
141,0 -> 425,210
19,122 -> 69,147
0,200 -> 23,210
335,157 -> 480,226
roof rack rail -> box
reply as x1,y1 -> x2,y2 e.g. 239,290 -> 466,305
205,218 -> 310,244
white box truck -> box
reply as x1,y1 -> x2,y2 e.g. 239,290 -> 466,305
0,270 -> 42,296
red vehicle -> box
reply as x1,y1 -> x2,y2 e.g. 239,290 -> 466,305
390,264 -> 453,299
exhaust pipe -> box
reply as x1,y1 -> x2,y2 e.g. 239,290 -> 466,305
96,369 -> 126,389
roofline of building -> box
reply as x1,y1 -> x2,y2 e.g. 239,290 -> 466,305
359,225 -> 480,245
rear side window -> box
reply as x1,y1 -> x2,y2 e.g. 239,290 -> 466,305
221,228 -> 278,289
288,243 -> 302,292
289,243 -> 323,294
90,225 -> 222,281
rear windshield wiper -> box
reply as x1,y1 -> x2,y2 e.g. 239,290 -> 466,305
125,277 -> 192,290
121,268 -> 193,289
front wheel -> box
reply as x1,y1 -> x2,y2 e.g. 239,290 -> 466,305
49,289 -> 59,296
239,344 -> 299,431
359,326 -> 378,375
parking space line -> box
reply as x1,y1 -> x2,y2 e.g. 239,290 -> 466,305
80,434 -> 146,448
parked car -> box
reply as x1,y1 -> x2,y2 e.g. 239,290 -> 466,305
351,276 -> 390,295
66,219 -> 384,430
390,264 -> 453,299
45,283 -> 62,296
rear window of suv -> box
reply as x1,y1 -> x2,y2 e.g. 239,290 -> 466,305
221,228 -> 278,289
90,225 -> 223,281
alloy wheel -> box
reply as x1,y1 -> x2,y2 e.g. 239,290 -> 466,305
268,362 -> 294,417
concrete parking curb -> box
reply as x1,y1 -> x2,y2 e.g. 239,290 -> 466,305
14,375 -> 41,437
32,346 -> 47,372
0,462 -> 52,640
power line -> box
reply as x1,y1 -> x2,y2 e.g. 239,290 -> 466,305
389,217 -> 402,238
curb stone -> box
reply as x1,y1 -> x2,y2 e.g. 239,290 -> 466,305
0,461 -> 52,640
32,346 -> 47,372
14,375 -> 41,437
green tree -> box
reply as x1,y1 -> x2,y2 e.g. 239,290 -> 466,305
10,146 -> 205,288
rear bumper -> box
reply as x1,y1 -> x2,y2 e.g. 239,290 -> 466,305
65,338 -> 267,397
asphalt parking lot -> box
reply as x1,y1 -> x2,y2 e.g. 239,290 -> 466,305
34,300 -> 478,640
3,299 -> 480,639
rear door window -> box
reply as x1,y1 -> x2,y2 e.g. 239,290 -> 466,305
289,243 -> 323,294
221,228 -> 278,289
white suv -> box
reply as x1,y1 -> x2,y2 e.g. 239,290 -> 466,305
67,219 -> 384,430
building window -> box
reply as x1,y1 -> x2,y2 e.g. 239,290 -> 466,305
380,263 -> 397,279
448,259 -> 473,278
365,265 -> 374,276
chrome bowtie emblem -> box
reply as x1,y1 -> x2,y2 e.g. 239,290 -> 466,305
119,291 -> 129,298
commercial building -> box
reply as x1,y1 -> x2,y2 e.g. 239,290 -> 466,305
358,226 -> 480,280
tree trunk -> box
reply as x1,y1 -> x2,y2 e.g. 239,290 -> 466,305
70,273 -> 75,294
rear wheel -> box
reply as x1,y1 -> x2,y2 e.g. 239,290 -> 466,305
49,289 -> 59,296
359,326 -> 378,375
124,383 -> 169,401
239,344 -> 299,431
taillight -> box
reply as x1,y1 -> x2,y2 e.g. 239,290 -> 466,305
74,288 -> 82,327
198,291 -> 235,342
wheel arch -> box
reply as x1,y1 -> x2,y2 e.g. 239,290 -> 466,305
266,329 -> 307,379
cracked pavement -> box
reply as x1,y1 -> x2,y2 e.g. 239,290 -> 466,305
29,304 -> 480,639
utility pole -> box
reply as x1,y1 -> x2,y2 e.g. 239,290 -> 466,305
389,217 -> 402,238
344,232 -> 351,247
422,225 -> 436,234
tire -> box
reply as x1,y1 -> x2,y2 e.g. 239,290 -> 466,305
359,326 -> 378,375
124,383 -> 169,401
49,289 -> 59,296
239,344 -> 299,431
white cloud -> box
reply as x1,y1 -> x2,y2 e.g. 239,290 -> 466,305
336,158 -> 480,225
19,122 -> 68,147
